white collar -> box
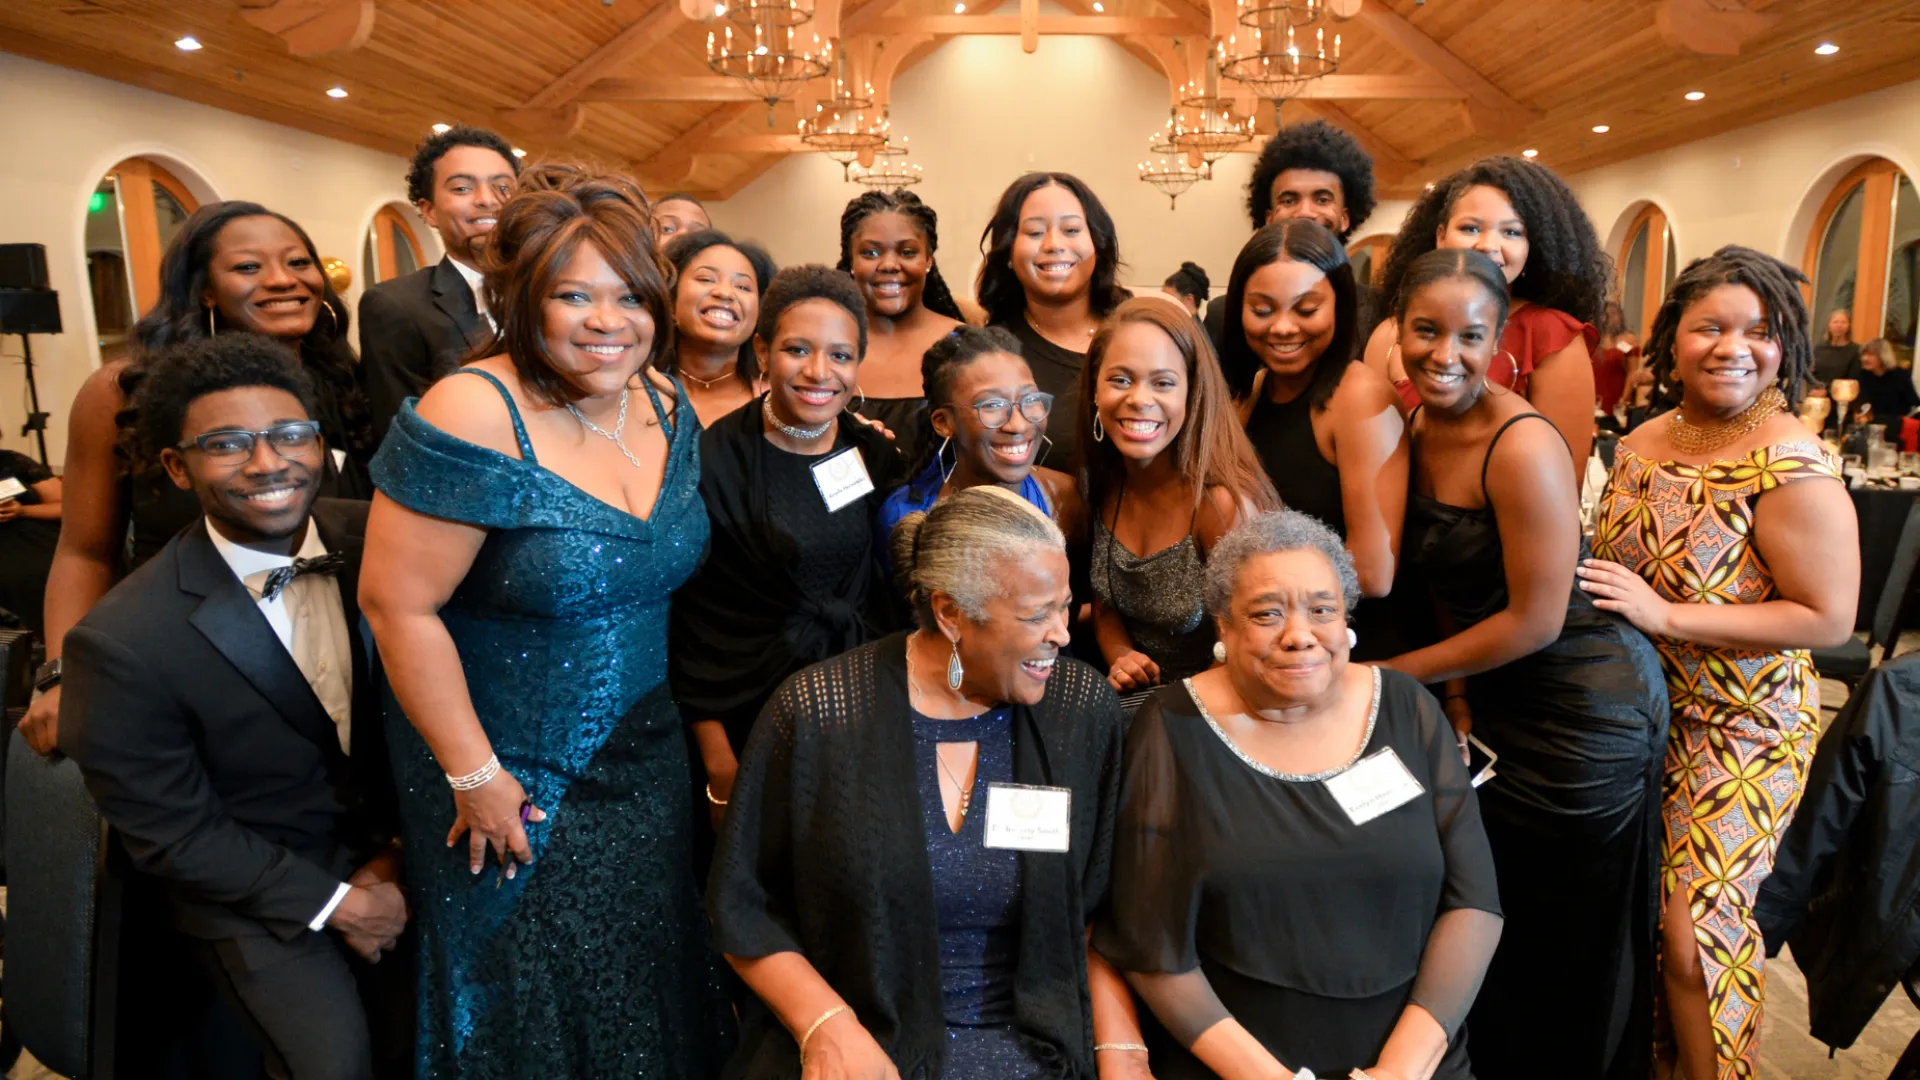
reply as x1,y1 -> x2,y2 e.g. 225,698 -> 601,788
207,518 -> 328,587
448,256 -> 484,290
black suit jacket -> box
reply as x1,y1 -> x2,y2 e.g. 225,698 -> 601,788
358,255 -> 489,446
59,499 -> 398,943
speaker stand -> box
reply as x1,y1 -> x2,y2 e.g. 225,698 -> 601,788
11,333 -> 49,467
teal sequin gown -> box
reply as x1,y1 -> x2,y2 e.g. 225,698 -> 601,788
371,369 -> 731,1079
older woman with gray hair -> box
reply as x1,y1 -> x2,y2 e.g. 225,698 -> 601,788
1095,509 -> 1502,1080
709,485 -> 1147,1080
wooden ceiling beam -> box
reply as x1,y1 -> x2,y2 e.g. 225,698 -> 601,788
236,0 -> 376,56
1350,0 -> 1537,137
521,0 -> 687,109
1289,100 -> 1421,183
581,75 -> 761,101
860,15 -> 1193,35
498,105 -> 587,140
868,33 -> 938,111
636,101 -> 755,186
1655,0 -> 1782,56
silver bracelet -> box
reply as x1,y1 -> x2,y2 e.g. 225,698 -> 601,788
1093,1043 -> 1148,1053
446,754 -> 501,791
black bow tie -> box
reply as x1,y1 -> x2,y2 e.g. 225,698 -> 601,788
258,552 -> 346,601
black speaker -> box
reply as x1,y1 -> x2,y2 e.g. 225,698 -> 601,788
0,245 -> 48,290
0,290 -> 61,335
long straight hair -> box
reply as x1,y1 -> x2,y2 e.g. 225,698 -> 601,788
1079,297 -> 1278,519
1217,219 -> 1358,411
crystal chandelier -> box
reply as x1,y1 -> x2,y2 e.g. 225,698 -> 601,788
706,0 -> 831,120
1139,153 -> 1204,209
1216,2 -> 1341,99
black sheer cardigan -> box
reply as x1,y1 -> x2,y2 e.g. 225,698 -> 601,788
708,632 -> 1126,1080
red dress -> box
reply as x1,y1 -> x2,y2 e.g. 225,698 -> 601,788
1394,303 -> 1599,411
1593,341 -> 1636,413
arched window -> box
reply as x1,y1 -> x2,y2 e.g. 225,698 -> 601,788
1615,203 -> 1675,341
86,156 -> 201,345
361,203 -> 426,286
1348,234 -> 1389,288
1804,158 -> 1920,360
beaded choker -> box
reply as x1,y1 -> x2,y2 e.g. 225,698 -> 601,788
1669,386 -> 1787,454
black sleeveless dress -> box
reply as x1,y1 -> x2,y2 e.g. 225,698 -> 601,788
1403,412 -> 1667,1080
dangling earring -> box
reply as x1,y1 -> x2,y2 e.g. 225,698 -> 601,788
1092,412 -> 1106,443
947,639 -> 964,691
844,386 -> 868,414
206,305 -> 217,338
1038,434 -> 1055,464
1212,641 -> 1227,663
1496,350 -> 1519,388
936,436 -> 955,484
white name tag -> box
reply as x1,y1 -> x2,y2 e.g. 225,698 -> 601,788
982,783 -> 1072,852
1323,747 -> 1425,827
812,446 -> 875,513
0,477 -> 26,501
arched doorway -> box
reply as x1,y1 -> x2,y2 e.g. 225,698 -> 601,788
1803,157 -> 1920,364
361,202 -> 427,287
1348,234 -> 1390,288
1614,203 -> 1676,341
86,156 -> 201,350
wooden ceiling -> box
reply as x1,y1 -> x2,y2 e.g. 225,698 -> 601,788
4,0 -> 1919,202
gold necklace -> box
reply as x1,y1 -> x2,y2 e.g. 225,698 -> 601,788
1668,386 -> 1787,455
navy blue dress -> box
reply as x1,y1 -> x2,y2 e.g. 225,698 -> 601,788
371,369 -> 730,1078
912,706 -> 1048,1079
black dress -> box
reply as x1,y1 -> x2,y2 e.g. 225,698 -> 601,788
0,449 -> 60,636
854,396 -> 929,467
1403,412 -> 1668,1080
996,316 -> 1086,473
1094,669 -> 1501,1079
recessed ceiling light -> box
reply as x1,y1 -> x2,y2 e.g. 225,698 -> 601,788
512,147 -> 527,158
1522,148 -> 1538,158
432,123 -> 452,133
1815,41 -> 1839,55
1591,124 -> 1610,133
326,86 -> 348,98
1684,90 -> 1705,101
713,2 -> 726,13
953,2 -> 965,10
1092,1 -> 1103,9
174,35 -> 202,51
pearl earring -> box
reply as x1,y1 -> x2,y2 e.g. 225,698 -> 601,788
1212,641 -> 1227,663
1348,628 -> 1358,649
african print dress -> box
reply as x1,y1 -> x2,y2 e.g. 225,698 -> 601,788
1591,439 -> 1842,1080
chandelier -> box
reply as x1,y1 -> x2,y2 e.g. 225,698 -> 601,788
800,100 -> 890,180
706,0 -> 831,120
851,158 -> 923,191
1217,11 -> 1341,99
1139,153 -> 1204,209
1169,97 -> 1255,177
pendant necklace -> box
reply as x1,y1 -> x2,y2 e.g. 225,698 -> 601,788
680,363 -> 737,391
567,389 -> 646,470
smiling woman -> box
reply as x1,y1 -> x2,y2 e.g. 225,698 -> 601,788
661,227 -> 776,426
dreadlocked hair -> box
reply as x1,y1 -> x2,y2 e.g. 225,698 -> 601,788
836,190 -> 965,321
1642,245 -> 1813,412
1375,155 -> 1611,327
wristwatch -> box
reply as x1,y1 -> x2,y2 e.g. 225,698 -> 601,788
32,657 -> 61,694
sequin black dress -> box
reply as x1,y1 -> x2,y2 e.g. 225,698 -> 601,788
371,369 -> 731,1079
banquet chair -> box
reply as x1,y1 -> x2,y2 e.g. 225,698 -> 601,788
1814,497 -> 1920,689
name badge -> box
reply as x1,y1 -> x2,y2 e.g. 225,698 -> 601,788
0,477 -> 25,501
1322,747 -> 1425,827
812,447 -> 875,513
982,783 -> 1073,852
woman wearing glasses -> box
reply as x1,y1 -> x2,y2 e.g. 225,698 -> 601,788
878,326 -> 1085,563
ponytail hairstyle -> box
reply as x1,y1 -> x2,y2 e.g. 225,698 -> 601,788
837,190 -> 965,321
1642,245 -> 1812,411
1162,261 -> 1211,309
907,325 -> 1027,479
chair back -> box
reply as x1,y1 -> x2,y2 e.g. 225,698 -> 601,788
1869,498 -> 1920,656
4,728 -> 120,1078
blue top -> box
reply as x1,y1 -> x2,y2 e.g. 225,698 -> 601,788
877,457 -> 1054,568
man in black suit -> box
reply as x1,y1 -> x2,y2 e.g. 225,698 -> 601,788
358,124 -> 520,443
1205,119 -> 1380,355
60,334 -> 409,1080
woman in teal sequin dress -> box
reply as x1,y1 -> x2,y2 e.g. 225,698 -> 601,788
361,174 -> 730,1078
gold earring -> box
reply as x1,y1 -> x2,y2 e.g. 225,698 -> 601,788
206,305 -> 217,338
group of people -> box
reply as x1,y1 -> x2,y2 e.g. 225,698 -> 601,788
14,116 -> 1864,1080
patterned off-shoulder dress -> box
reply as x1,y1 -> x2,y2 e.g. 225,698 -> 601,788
1590,439 -> 1842,1079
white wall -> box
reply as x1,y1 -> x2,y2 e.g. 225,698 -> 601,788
0,52 -> 437,468
1569,77 -> 1920,274
709,33 -> 1412,305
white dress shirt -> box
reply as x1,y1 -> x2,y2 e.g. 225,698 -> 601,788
451,256 -> 494,332
206,519 -> 356,930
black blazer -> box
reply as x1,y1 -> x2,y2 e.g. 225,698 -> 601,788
357,255 -> 489,446
58,499 -> 398,943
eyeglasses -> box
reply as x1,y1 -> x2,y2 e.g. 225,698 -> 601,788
177,421 -> 322,462
960,392 -> 1054,429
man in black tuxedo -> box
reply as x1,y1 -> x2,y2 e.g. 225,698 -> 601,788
60,334 -> 409,1080
358,124 -> 520,443
1205,118 -> 1381,355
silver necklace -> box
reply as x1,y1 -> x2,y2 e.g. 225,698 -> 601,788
680,363 -> 736,390
767,400 -> 832,441
567,389 -> 645,470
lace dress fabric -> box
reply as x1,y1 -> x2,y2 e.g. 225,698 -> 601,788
1591,440 -> 1839,1080
1403,412 -> 1667,1080
370,369 -> 730,1079
1094,670 -> 1502,1079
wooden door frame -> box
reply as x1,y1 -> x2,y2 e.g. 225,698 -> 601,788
1617,203 -> 1669,341
369,204 -> 425,284
1803,157 -> 1904,343
106,157 -> 201,318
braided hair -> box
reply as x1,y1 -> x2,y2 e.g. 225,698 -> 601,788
1375,155 -> 1610,327
904,325 -> 1026,480
1642,245 -> 1813,411
836,190 -> 965,321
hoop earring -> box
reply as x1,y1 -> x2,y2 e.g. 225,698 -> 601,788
206,305 -> 217,338
844,386 -> 867,413
318,301 -> 340,338
1039,434 -> 1055,464
1092,412 -> 1106,443
937,436 -> 955,484
1496,349 -> 1518,388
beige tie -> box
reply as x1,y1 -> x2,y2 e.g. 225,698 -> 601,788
286,574 -> 354,753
